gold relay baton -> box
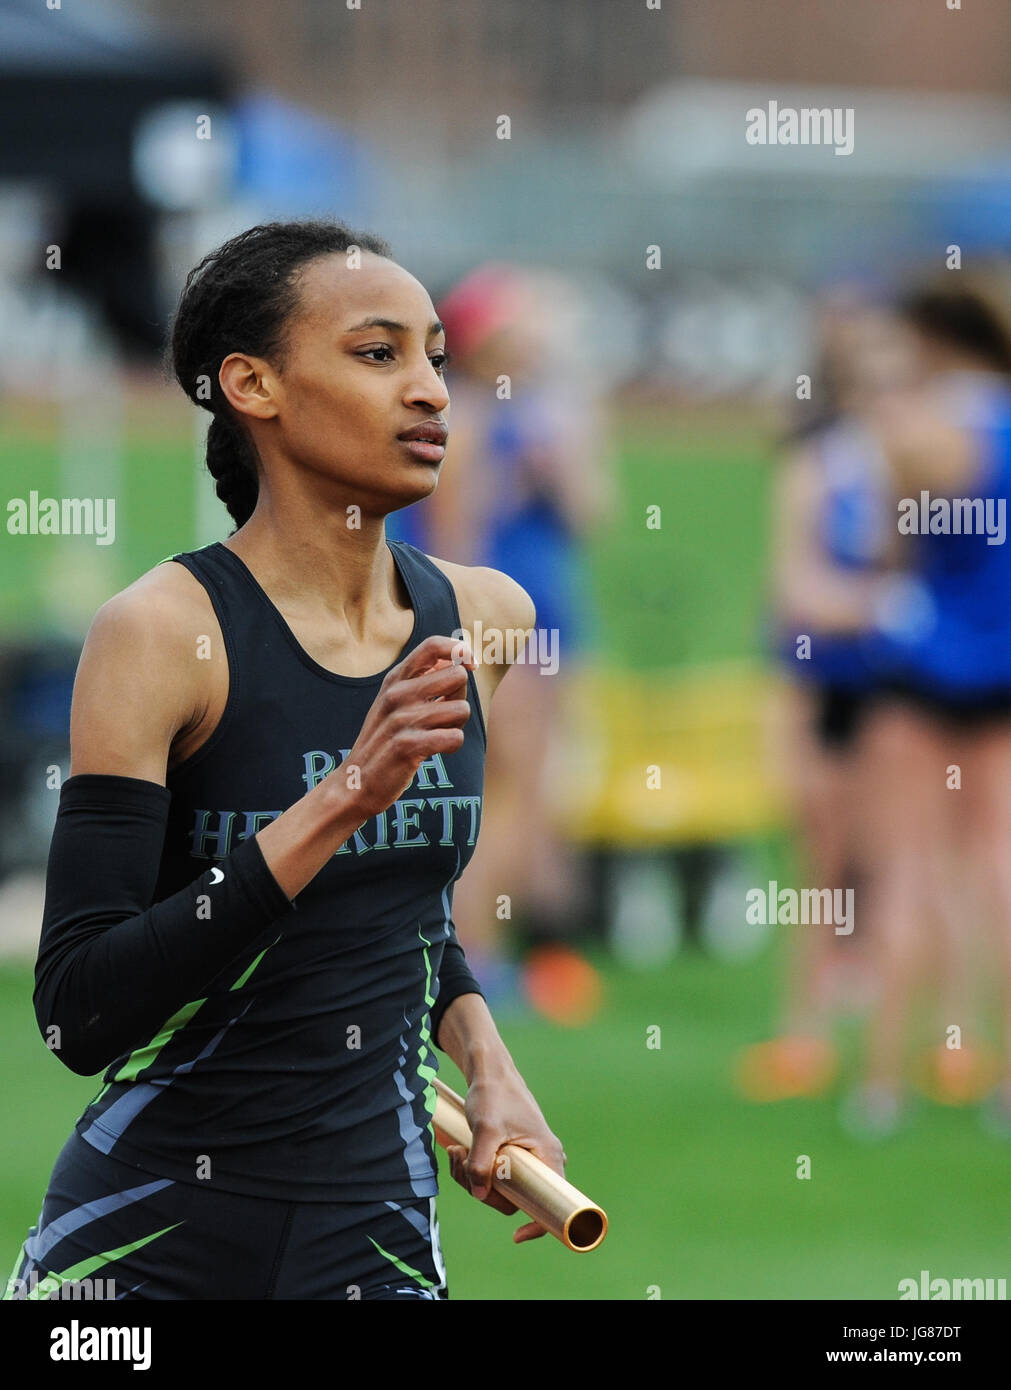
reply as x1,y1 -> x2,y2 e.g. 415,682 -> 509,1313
431,1077 -> 608,1253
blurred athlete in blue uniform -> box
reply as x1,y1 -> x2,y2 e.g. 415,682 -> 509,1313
737,297 -> 907,1102
854,267 -> 1011,1132
390,266 -> 612,975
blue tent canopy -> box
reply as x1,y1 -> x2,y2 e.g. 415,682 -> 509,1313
233,91 -> 378,219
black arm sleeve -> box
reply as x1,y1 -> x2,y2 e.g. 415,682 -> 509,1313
431,925 -> 485,1050
34,773 -> 296,1077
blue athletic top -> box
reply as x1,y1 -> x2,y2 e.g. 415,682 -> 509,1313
775,419 -> 886,691
71,539 -> 487,1202
866,374 -> 1011,697
390,387 -> 590,653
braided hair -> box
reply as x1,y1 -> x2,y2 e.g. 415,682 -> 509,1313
169,220 -> 393,532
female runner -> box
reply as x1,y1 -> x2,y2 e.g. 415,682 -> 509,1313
5,220 -> 566,1300
854,267 -> 1011,1132
737,296 -> 906,1102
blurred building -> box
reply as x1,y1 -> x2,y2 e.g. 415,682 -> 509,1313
138,0 -> 677,148
140,0 -> 1011,143
677,0 -> 1011,93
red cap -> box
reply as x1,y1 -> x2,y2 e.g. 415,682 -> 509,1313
437,264 -> 531,359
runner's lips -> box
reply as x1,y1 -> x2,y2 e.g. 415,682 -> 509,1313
400,439 -> 446,463
397,422 -> 448,445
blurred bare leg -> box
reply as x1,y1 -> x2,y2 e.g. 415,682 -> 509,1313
778,693 -> 854,1037
958,724 -> 1011,1103
858,703 -> 946,1100
453,663 -> 574,956
933,730 -> 981,1063
735,684 -> 856,1100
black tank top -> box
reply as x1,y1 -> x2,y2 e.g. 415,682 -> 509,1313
74,538 -> 486,1201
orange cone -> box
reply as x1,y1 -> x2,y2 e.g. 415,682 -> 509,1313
733,1034 -> 839,1101
915,1043 -> 999,1106
520,945 -> 604,1027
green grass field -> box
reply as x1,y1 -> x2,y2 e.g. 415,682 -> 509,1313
0,398 -> 774,667
3,398 -> 1010,1299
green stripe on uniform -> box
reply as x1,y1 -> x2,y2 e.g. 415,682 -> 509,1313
230,935 -> 282,991
367,1235 -> 435,1291
417,931 -> 438,1121
112,933 -> 282,1083
2,1238 -> 29,1300
25,1222 -> 183,1300
113,998 -> 207,1082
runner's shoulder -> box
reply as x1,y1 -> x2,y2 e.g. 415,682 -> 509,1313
423,553 -> 536,638
70,558 -> 221,778
82,556 -> 217,679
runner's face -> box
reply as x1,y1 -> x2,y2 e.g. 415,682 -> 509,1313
270,252 -> 451,512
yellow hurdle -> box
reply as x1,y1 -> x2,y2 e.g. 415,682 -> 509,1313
551,662 -> 789,847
